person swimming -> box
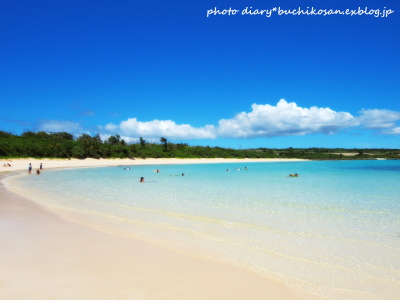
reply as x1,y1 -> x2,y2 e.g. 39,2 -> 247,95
140,177 -> 145,182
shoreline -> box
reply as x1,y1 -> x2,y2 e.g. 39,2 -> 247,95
0,160 -> 305,299
0,157 -> 309,174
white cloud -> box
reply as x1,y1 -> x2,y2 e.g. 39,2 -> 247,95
381,127 -> 400,135
357,109 -> 400,129
94,100 -> 400,140
107,118 -> 216,140
37,120 -> 82,133
217,99 -> 356,138
105,123 -> 118,132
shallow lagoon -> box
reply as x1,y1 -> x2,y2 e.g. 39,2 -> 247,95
9,160 -> 400,299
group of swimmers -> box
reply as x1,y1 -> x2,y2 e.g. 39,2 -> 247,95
226,166 -> 248,171
27,163 -> 43,175
137,169 -> 185,183
129,166 -> 298,183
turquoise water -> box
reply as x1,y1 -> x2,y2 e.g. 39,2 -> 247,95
7,160 -> 400,299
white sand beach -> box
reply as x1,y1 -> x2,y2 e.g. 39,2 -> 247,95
1,157 -> 308,173
0,158 -> 305,300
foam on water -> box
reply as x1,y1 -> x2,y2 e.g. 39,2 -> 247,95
7,160 -> 400,299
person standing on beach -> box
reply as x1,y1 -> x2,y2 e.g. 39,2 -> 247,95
28,163 -> 32,175
40,163 -> 43,172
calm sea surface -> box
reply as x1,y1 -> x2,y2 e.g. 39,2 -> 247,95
7,160 -> 400,299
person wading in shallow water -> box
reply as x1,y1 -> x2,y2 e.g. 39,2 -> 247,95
140,177 -> 145,183
28,163 -> 32,175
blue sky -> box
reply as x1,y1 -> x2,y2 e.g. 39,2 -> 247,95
1,0 -> 399,149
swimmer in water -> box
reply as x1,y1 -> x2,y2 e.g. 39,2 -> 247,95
140,177 -> 145,182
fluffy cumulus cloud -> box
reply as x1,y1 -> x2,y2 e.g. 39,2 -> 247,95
98,99 -> 400,140
357,109 -> 400,129
217,99 -> 356,138
106,118 -> 216,139
37,120 -> 82,133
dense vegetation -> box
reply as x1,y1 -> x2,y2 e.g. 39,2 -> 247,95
0,130 -> 399,160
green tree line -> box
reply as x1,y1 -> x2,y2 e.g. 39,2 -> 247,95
0,130 -> 399,159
